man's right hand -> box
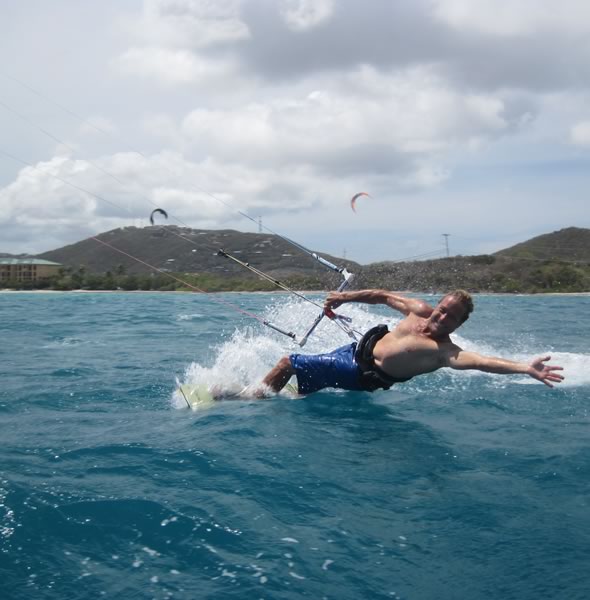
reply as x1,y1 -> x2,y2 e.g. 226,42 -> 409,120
324,292 -> 345,312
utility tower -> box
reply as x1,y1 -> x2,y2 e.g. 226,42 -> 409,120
442,233 -> 450,257
258,216 -> 262,233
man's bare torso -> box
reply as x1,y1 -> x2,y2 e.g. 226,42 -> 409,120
372,314 -> 456,380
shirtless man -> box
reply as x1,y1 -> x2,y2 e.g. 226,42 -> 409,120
260,289 -> 564,394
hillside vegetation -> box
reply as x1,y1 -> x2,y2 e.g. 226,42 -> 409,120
2,226 -> 589,293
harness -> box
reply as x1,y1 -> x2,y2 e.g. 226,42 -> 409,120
354,324 -> 412,392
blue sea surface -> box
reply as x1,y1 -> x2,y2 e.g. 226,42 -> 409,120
1,291 -> 589,600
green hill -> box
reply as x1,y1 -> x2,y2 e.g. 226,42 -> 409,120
495,227 -> 590,262
36,226 -> 356,291
3,226 -> 589,293
356,228 -> 590,293
39,226 -> 357,275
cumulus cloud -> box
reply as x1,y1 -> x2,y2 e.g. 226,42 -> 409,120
114,46 -> 237,85
279,0 -> 335,32
122,0 -> 250,48
570,120 -> 590,146
181,65 -> 514,178
113,0 -> 249,85
0,150 -> 338,252
432,0 -> 590,36
114,0 -> 590,93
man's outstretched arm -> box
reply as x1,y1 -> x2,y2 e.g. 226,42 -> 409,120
446,349 -> 565,388
324,289 -> 433,317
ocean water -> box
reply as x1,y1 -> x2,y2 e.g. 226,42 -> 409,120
1,291 -> 589,600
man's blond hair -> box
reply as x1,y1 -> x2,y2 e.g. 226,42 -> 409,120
442,289 -> 474,324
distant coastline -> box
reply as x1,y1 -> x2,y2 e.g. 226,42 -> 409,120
3,225 -> 590,294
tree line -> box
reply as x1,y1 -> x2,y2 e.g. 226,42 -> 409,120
1,265 -> 326,292
3,257 -> 590,293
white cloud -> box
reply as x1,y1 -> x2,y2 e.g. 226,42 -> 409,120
570,120 -> 590,146
0,151 -> 326,249
114,46 -> 237,85
432,0 -> 590,36
123,0 -> 250,48
279,0 -> 335,32
181,65 -> 510,176
0,158 -> 97,234
112,0 -> 248,85
182,104 -> 274,156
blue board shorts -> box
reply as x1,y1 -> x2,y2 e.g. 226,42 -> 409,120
289,343 -> 365,394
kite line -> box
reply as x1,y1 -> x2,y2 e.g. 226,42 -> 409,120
0,78 -> 362,344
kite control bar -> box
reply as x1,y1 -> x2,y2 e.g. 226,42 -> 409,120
298,269 -> 356,347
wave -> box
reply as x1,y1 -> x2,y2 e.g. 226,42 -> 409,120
176,313 -> 205,321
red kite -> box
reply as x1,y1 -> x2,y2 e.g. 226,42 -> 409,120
351,192 -> 370,213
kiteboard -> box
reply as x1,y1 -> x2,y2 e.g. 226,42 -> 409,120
178,383 -> 216,410
177,383 -> 249,408
178,380 -> 299,409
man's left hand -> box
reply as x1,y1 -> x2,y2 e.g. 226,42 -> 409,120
529,356 -> 564,387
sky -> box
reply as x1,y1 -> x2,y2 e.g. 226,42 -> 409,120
1,0 -> 590,265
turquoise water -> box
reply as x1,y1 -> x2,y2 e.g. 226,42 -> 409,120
1,291 -> 589,600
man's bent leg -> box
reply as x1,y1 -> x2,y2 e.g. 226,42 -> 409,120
261,355 -> 295,393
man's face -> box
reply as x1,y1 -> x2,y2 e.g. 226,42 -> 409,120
427,296 -> 466,337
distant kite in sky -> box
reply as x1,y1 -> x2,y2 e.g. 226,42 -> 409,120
350,192 -> 371,213
149,208 -> 168,225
